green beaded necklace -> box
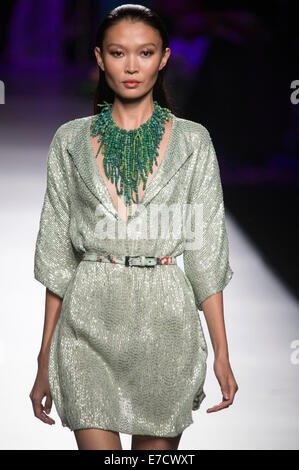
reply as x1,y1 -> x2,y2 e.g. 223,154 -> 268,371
90,100 -> 171,219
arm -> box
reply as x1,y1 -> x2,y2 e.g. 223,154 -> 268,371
202,291 -> 229,360
183,128 -> 238,411
30,288 -> 60,426
34,124 -> 80,299
202,291 -> 238,412
37,288 -> 62,368
30,125 -> 80,425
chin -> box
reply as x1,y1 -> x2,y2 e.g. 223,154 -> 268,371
117,92 -> 147,101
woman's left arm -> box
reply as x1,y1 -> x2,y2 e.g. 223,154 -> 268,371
183,126 -> 238,411
201,291 -> 239,412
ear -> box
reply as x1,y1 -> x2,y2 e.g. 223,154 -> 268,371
159,47 -> 171,71
95,46 -> 105,72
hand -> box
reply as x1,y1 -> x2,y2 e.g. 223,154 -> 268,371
206,356 -> 238,413
29,365 -> 55,425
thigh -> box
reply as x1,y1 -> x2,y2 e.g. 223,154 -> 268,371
131,432 -> 183,450
74,428 -> 122,450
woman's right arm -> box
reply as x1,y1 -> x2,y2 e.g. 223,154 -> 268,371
31,125 -> 80,425
29,288 -> 62,425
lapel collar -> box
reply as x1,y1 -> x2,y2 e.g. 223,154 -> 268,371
66,115 -> 117,218
66,114 -> 194,221
139,114 -> 193,207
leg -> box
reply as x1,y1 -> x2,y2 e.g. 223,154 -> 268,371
131,432 -> 183,451
74,428 -> 123,450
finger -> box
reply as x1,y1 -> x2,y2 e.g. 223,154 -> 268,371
38,409 -> 56,425
224,384 -> 238,405
32,397 -> 55,424
32,398 -> 48,421
39,403 -> 55,424
206,402 -> 230,413
206,396 -> 233,413
207,381 -> 239,412
222,391 -> 234,406
44,394 -> 52,414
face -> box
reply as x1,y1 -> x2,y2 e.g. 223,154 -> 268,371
94,19 -> 170,100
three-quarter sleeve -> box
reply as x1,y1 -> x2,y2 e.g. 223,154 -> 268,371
34,126 -> 80,299
183,129 -> 234,311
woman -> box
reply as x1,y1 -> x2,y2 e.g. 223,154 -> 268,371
29,4 -> 238,451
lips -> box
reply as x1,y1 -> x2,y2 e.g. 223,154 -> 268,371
123,81 -> 140,84
123,81 -> 140,88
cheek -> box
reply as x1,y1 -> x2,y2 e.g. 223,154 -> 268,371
104,58 -> 122,78
142,58 -> 161,77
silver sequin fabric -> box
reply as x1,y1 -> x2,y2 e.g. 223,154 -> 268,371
33,112 -> 234,437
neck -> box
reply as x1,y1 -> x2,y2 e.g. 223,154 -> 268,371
110,95 -> 155,130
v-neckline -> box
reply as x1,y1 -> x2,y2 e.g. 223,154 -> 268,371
86,112 -> 177,225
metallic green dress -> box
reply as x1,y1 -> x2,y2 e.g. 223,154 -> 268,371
33,113 -> 234,437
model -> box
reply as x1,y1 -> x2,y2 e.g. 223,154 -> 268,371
29,4 -> 238,451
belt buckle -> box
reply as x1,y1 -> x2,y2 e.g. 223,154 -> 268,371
127,255 -> 156,267
129,255 -> 145,267
125,255 -> 137,267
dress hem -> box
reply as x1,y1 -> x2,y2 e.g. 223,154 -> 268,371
55,386 -> 207,438
59,418 -> 195,438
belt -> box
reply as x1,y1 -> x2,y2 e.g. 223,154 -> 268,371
81,252 -> 177,267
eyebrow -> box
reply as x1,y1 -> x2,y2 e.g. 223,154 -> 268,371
107,43 -> 157,48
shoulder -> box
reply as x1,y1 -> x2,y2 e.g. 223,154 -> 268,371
46,115 -> 92,172
53,115 -> 92,144
173,114 -> 211,150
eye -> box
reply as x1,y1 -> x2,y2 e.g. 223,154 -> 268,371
141,50 -> 153,57
111,51 -> 123,57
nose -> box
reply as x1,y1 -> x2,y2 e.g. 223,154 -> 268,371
125,53 -> 139,74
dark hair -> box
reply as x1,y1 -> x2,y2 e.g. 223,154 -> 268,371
93,4 -> 174,114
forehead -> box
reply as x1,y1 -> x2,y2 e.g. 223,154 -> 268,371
104,20 -> 162,46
